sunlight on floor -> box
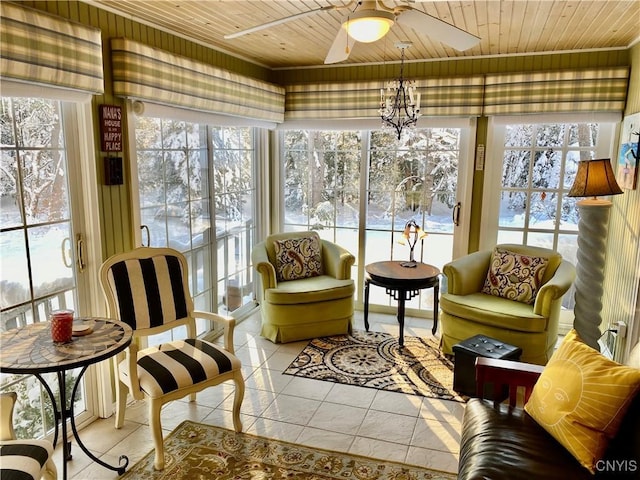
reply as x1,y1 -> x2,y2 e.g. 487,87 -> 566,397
54,310 -> 464,479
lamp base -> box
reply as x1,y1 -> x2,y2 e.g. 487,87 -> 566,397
573,200 -> 612,351
400,261 -> 418,268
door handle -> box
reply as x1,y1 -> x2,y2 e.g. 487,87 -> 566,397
141,225 -> 150,247
76,233 -> 86,273
61,237 -> 72,268
452,202 -> 461,227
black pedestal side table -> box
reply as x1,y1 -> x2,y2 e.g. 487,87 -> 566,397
364,260 -> 441,346
0,318 -> 133,480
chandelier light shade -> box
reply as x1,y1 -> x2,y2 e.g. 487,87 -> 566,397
568,158 -> 624,198
379,42 -> 421,140
344,10 -> 395,43
397,219 -> 427,267
568,158 -> 623,350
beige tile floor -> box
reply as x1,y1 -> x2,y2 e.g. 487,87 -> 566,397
54,310 -> 464,479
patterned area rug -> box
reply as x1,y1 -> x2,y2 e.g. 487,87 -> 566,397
122,420 -> 456,479
284,330 -> 465,402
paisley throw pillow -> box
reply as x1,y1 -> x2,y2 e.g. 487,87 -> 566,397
274,235 -> 324,282
481,247 -> 548,304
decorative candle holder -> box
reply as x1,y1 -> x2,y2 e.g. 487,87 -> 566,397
50,309 -> 74,343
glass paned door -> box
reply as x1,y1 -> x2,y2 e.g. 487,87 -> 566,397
281,126 -> 471,318
135,117 -> 215,339
0,97 -> 86,438
282,129 -> 361,256
133,116 -> 256,339
366,128 -> 464,313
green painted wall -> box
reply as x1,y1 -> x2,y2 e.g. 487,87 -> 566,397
624,43 -> 640,116
601,42 -> 640,344
273,50 -> 630,84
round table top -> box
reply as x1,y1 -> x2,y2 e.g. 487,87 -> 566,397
365,260 -> 440,282
0,318 -> 133,374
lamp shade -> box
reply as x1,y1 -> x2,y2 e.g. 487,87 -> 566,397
344,10 -> 394,43
568,159 -> 623,198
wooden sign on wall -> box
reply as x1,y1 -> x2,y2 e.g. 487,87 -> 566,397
99,104 -> 122,152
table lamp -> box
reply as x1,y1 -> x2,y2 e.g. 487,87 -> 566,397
398,219 -> 427,268
568,158 -> 623,350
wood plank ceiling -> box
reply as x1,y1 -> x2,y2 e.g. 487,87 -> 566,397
85,0 -> 640,69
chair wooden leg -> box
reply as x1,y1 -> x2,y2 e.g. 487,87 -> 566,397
43,457 -> 58,480
149,400 -> 165,470
232,371 -> 245,433
1,392 -> 17,440
114,380 -> 127,429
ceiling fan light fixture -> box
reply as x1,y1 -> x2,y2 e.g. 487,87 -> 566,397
344,10 -> 395,43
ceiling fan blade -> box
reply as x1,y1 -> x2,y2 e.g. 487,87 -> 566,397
224,5 -> 337,40
324,26 -> 357,64
395,8 -> 480,51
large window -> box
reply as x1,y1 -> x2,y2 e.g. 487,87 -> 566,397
484,117 -> 617,328
282,129 -> 361,254
133,116 -> 256,338
365,129 -> 462,266
1,95 -> 95,439
281,125 -> 472,316
1,98 -> 76,327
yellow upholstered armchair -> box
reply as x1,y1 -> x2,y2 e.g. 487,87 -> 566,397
440,244 -> 575,365
252,231 -> 355,343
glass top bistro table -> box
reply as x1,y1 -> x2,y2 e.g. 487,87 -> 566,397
364,261 -> 441,346
0,317 -> 133,480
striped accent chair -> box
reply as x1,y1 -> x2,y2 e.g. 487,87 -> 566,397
1,392 -> 57,480
99,247 -> 245,471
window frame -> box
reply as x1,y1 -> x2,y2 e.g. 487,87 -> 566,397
481,113 -> 620,250
0,81 -> 106,433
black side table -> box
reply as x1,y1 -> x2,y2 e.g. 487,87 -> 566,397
453,334 -> 522,398
364,261 -> 440,346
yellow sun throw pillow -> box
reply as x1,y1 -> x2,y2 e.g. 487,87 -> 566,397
524,329 -> 640,473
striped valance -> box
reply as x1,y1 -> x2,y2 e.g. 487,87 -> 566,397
285,76 -> 485,120
483,68 -> 629,115
111,38 -> 285,124
0,2 -> 103,94
285,67 -> 629,120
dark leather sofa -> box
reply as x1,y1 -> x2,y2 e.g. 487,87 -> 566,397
458,357 -> 640,480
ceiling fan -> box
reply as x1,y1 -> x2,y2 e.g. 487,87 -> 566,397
223,1 -> 481,64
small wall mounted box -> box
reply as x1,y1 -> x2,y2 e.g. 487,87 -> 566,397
104,156 -> 123,185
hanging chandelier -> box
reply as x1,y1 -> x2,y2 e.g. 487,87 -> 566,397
379,42 -> 421,140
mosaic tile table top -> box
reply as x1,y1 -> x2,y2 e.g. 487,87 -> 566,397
0,318 -> 132,374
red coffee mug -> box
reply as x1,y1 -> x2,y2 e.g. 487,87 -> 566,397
50,310 -> 74,343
